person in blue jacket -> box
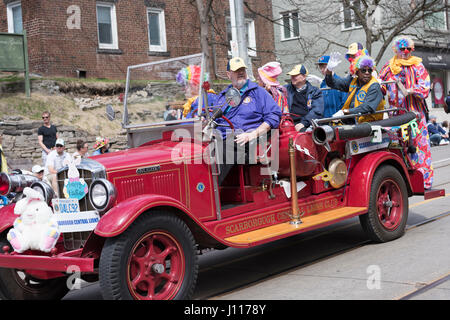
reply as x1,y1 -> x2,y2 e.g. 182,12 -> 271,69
285,64 -> 324,131
213,57 -> 281,184
316,55 -> 347,118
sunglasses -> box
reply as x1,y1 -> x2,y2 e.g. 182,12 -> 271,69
42,116 -> 49,119
56,144 -> 64,148
359,68 -> 373,74
400,47 -> 412,51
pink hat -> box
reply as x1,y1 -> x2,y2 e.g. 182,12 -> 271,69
258,62 -> 282,87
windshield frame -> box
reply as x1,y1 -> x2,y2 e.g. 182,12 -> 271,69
122,53 -> 205,129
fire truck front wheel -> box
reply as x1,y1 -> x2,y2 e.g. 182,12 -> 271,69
99,211 -> 198,300
359,165 -> 409,243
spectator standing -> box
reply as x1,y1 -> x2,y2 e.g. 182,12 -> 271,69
37,111 -> 58,166
285,64 -> 324,131
316,55 -> 347,118
72,139 -> 89,160
45,138 -> 70,197
0,130 -> 8,174
427,115 -> 449,146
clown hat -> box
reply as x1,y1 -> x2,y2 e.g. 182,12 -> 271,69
258,61 -> 282,86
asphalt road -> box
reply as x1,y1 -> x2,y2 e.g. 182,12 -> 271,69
64,144 -> 450,300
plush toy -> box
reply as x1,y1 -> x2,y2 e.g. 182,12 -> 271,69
63,156 -> 88,200
7,187 -> 60,253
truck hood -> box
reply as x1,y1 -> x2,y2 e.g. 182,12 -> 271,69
89,140 -> 204,173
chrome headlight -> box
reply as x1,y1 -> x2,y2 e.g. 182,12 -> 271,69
89,179 -> 116,212
30,181 -> 55,205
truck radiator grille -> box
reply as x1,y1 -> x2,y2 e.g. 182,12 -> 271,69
57,169 -> 95,251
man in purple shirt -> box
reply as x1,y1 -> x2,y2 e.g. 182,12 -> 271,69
214,57 -> 281,184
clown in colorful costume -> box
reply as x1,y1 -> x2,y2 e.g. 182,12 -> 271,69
176,65 -> 216,117
325,54 -> 384,123
379,36 -> 433,189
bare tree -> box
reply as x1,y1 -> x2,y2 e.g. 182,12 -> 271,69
253,0 -> 449,64
193,0 -> 214,78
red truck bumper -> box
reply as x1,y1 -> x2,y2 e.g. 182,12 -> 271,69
0,248 -> 95,273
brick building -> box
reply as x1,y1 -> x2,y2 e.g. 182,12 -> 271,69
0,0 -> 276,80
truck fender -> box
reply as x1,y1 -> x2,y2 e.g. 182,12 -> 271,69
94,194 -> 193,238
347,151 -> 412,207
0,204 -> 16,235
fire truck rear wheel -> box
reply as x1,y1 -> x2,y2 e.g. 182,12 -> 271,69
0,237 -> 69,300
359,165 -> 408,243
99,211 -> 198,300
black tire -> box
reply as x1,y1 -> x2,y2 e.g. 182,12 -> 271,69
359,165 -> 409,243
0,237 -> 69,300
99,211 -> 198,300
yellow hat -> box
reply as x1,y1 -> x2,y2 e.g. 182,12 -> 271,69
346,42 -> 364,55
227,57 -> 248,71
287,64 -> 308,76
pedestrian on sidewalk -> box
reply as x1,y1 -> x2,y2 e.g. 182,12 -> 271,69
37,111 -> 58,167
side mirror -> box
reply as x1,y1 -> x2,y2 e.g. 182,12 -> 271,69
225,87 -> 241,108
106,104 -> 115,121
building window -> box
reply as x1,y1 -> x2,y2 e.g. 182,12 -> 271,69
226,17 -> 257,57
280,11 -> 300,41
96,2 -> 119,50
342,0 -> 363,30
7,1 -> 23,34
147,8 -> 167,52
424,0 -> 448,31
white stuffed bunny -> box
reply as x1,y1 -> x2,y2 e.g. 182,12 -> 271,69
7,187 -> 60,253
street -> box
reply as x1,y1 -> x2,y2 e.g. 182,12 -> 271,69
64,143 -> 450,300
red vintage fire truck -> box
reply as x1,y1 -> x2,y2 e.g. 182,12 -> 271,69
0,54 -> 444,300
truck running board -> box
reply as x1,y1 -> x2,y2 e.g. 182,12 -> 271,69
224,206 -> 367,246
424,189 -> 445,200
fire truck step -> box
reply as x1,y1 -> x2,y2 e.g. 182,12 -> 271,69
224,206 -> 366,245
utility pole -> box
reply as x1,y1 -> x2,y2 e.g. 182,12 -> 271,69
229,0 -> 254,79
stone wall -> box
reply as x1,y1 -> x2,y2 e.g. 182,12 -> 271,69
0,116 -> 127,171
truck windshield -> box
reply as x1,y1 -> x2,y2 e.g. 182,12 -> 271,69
122,53 -> 206,129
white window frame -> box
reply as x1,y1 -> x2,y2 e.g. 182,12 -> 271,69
226,17 -> 257,57
341,0 -> 363,31
424,0 -> 448,31
96,2 -> 119,50
7,1 -> 22,34
280,11 -> 300,41
147,8 -> 167,52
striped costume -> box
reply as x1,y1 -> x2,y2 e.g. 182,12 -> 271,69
380,56 -> 433,189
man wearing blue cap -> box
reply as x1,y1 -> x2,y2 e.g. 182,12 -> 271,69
317,55 -> 347,118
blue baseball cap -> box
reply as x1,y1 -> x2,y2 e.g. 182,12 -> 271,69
317,55 -> 330,64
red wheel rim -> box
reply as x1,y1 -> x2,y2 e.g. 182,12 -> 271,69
376,179 -> 404,230
127,231 -> 185,300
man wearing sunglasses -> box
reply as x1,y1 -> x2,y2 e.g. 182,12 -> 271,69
37,111 -> 58,167
324,53 -> 384,123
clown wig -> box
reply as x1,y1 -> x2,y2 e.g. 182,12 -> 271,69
176,65 -> 208,86
392,36 -> 415,54
354,55 -> 375,71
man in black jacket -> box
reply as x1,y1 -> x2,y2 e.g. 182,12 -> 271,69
284,64 -> 324,131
